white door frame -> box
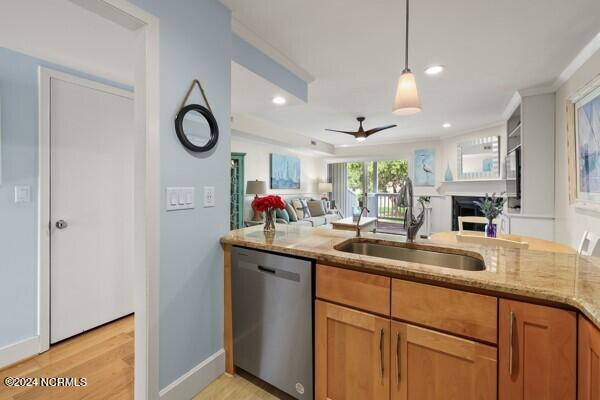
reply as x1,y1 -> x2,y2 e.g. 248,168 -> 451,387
37,1 -> 160,399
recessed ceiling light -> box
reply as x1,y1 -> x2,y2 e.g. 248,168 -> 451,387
272,96 -> 286,105
424,65 -> 445,75
442,122 -> 452,128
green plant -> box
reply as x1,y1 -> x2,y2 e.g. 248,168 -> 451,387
474,193 -> 505,220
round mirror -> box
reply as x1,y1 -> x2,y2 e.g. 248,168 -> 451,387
175,104 -> 219,152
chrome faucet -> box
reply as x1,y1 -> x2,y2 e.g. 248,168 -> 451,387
400,177 -> 425,242
356,206 -> 370,237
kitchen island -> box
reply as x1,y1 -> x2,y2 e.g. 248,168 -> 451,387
221,225 -> 600,399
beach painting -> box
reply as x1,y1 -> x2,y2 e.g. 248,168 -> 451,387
576,84 -> 600,202
270,153 -> 301,189
414,149 -> 435,186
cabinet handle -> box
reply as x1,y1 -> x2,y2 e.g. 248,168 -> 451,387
508,310 -> 515,376
379,328 -> 384,380
395,332 -> 400,386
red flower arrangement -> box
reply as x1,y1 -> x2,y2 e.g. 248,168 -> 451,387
252,195 -> 285,212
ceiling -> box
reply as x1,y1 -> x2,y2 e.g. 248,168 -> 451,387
225,0 -> 600,146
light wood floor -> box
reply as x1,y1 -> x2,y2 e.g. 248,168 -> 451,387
194,369 -> 294,400
0,315 -> 134,400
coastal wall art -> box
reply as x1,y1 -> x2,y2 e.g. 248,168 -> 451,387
270,153 -> 301,189
414,148 -> 435,186
572,77 -> 600,208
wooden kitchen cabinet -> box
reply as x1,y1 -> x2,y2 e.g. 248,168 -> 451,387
390,321 -> 496,400
579,315 -> 600,400
315,300 -> 390,400
499,299 -> 577,400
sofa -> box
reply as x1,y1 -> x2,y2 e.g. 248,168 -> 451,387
275,198 -> 342,227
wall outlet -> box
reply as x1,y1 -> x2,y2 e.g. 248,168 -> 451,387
203,186 -> 215,207
166,187 -> 194,211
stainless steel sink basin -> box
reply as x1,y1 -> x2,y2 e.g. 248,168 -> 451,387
335,240 -> 485,271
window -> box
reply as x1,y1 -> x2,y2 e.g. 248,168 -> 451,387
347,161 -> 375,199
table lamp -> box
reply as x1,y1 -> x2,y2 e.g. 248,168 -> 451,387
246,180 -> 267,221
318,182 -> 333,201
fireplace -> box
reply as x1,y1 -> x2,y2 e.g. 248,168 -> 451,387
452,196 -> 485,231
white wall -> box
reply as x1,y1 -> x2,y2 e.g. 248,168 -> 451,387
554,47 -> 600,248
0,0 -> 135,85
231,131 -> 327,220
330,124 -> 506,196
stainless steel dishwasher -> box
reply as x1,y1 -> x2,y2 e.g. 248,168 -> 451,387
232,246 -> 313,400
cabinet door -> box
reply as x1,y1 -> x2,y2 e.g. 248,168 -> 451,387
391,321 -> 496,400
499,299 -> 576,400
579,315 -> 600,400
315,300 -> 389,400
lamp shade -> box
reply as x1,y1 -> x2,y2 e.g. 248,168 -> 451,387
392,70 -> 421,115
246,180 -> 266,195
318,182 -> 333,193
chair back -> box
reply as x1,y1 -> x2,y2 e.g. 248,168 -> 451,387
577,231 -> 600,256
458,216 -> 501,233
457,233 -> 529,249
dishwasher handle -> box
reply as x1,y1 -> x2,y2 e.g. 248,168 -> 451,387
257,265 -> 276,274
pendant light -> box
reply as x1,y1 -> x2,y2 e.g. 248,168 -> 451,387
393,0 -> 421,115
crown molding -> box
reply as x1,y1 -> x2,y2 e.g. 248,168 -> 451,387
232,18 -> 315,84
502,32 -> 600,120
552,32 -> 600,91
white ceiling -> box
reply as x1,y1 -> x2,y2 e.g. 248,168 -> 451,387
231,62 -> 303,114
225,0 -> 600,146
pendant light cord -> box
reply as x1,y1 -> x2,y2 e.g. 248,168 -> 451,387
405,0 -> 410,71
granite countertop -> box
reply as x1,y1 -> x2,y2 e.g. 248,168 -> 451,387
220,225 -> 600,329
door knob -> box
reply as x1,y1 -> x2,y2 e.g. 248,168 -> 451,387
55,220 -> 68,229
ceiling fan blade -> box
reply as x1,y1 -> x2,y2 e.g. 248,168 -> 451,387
325,129 -> 358,136
365,124 -> 397,136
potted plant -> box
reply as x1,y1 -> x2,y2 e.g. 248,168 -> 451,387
473,193 -> 505,238
251,195 -> 286,233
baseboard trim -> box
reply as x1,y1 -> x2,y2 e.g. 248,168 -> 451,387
0,336 -> 40,369
159,348 -> 225,399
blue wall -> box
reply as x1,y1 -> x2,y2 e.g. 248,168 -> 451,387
0,47 -> 132,349
128,0 -> 231,389
0,48 -> 39,348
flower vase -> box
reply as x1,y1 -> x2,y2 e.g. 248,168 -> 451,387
485,220 -> 497,238
264,208 -> 276,233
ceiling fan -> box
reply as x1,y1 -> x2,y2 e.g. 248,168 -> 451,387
325,117 -> 397,142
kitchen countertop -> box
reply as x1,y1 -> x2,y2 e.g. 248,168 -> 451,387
221,225 -> 600,329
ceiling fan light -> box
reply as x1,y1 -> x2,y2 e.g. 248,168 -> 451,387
393,70 -> 421,115
355,136 -> 367,142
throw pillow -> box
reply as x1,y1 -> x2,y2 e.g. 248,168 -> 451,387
275,207 -> 290,223
307,200 -> 326,217
291,199 -> 306,219
300,199 -> 312,218
285,202 -> 298,222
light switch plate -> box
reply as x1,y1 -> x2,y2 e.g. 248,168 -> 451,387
166,187 -> 194,211
14,186 -> 31,203
203,186 -> 215,207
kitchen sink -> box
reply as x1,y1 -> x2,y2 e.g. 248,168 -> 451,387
335,240 -> 485,271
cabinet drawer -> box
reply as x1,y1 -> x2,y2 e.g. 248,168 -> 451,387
316,264 -> 390,315
391,279 -> 497,343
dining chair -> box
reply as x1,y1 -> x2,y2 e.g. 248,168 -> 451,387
456,233 -> 529,249
577,231 -> 600,256
458,216 -> 502,233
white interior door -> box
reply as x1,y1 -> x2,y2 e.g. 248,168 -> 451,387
50,75 -> 134,344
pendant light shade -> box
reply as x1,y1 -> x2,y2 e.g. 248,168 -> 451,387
393,69 -> 421,115
392,0 -> 421,115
